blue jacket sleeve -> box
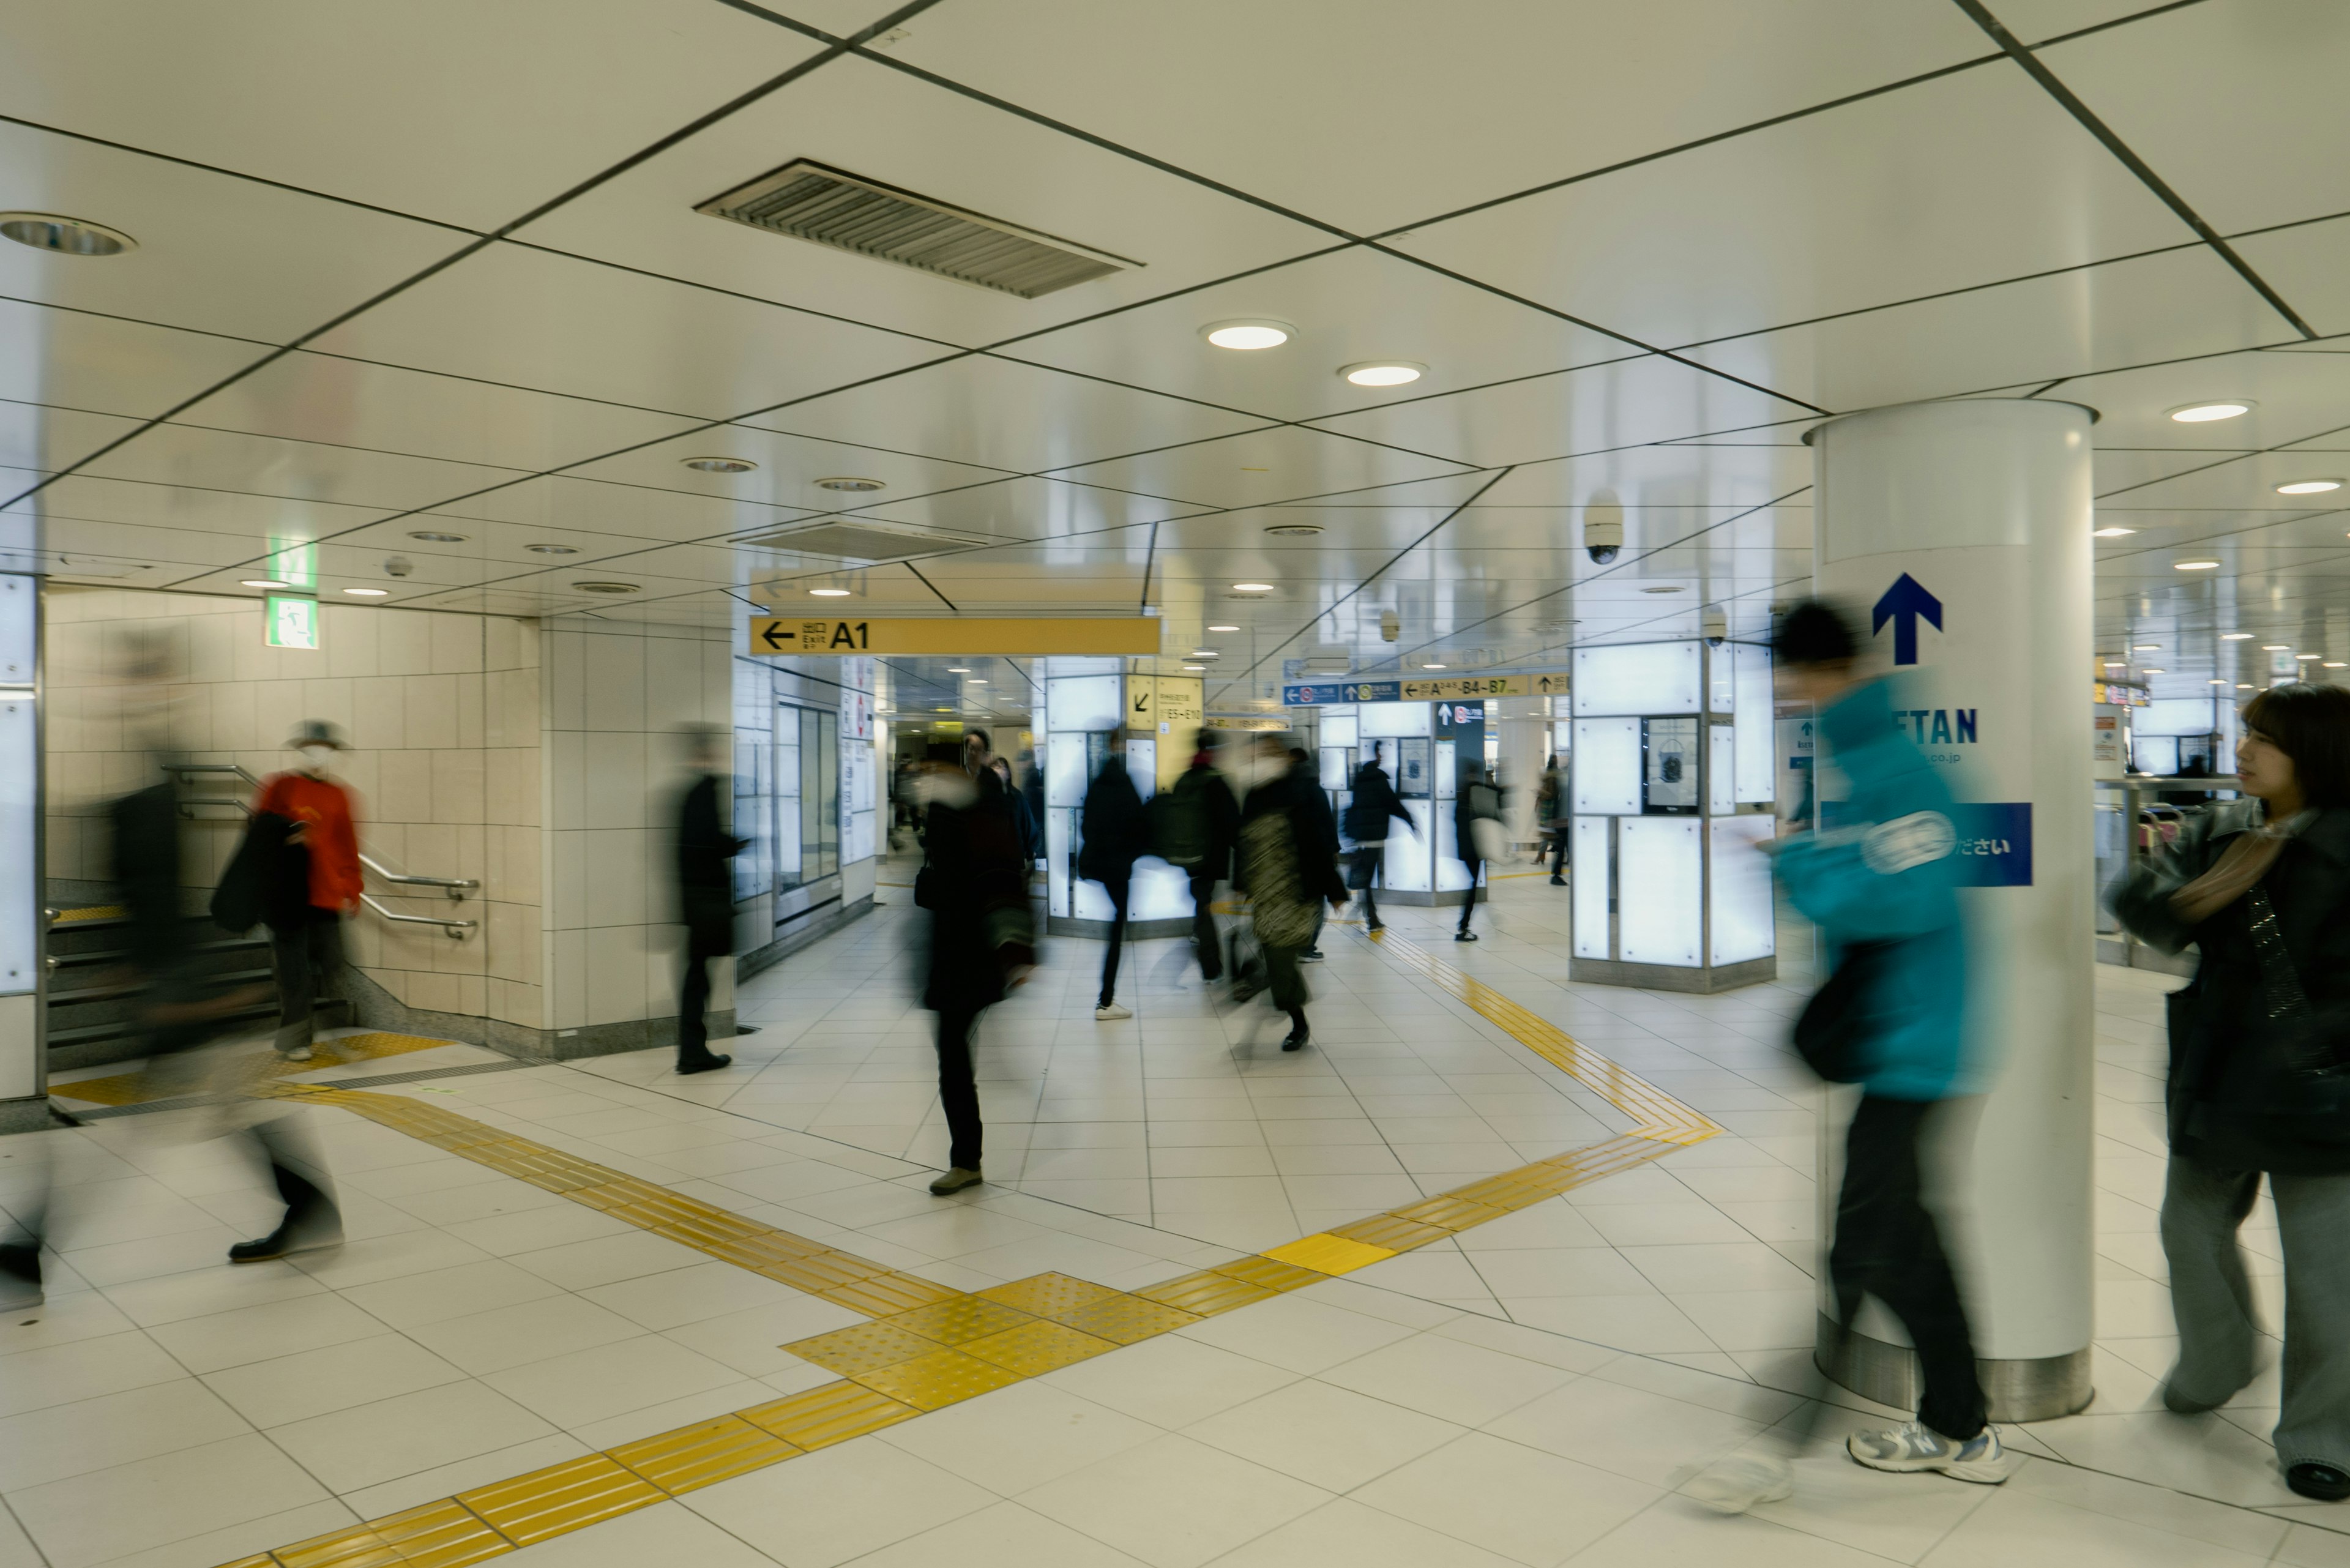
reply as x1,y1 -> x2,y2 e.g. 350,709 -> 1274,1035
1774,823 -> 1958,944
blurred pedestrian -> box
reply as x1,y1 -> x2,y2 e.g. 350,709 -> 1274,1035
1452,761 -> 1501,943
1766,599 -> 1999,1489
252,721 -> 361,1063
990,756 -> 1042,867
1155,731 -> 1238,982
1539,753 -> 1569,884
1344,744 -> 1416,933
2112,682 -> 2350,1502
917,730 -> 1034,1194
674,723 -> 747,1075
1289,746 -> 1330,961
1080,750 -> 1147,1021
1234,734 -> 1346,1051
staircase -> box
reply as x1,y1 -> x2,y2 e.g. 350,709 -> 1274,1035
42,909 -> 346,1073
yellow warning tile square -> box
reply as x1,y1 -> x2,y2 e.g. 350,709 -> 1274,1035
1262,1233 -> 1397,1276
784,1320 -> 940,1375
977,1272 -> 1120,1318
607,1414 -> 799,1494
851,1347 -> 1026,1411
740,1381 -> 919,1450
881,1294 -> 1033,1346
458,1454 -> 662,1547
960,1318 -> 1120,1376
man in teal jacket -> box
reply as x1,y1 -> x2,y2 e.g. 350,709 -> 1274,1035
1770,600 -> 2003,1488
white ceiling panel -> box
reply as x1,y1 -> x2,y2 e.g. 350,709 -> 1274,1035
2056,346 -> 2350,450
12,465 -> 390,547
559,422 -> 1015,514
1677,246 -> 2292,413
0,121 -> 464,345
417,472 -> 809,543
2092,447 -> 2258,498
0,302 -> 274,430
851,0 -> 1991,236
1988,1 -> 2170,43
739,354 -> 1263,476
1306,355 -> 1801,470
2233,216 -> 2350,338
1045,425 -> 1471,510
303,241 -> 959,424
2040,0 -> 2350,236
515,50 -> 1334,351
65,417 -> 524,518
1479,443 -> 1817,509
841,476 -> 1196,540
189,352 -> 710,477
1390,60 -> 2193,353
2097,451 -> 2350,512
0,1 -> 820,231
1001,246 -> 1637,424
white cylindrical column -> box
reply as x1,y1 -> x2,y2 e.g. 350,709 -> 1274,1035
1808,398 -> 2096,1420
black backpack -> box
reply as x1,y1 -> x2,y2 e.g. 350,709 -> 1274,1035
1152,771 -> 1212,868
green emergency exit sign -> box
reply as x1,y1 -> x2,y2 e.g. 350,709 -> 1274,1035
265,594 -> 319,651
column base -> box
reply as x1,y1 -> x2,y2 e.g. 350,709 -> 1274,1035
1567,955 -> 1776,993
1816,1312 -> 2094,1422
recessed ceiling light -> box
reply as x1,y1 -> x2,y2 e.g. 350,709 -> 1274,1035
571,581 -> 638,595
2278,479 -> 2344,495
2142,668 -> 2165,674
2104,661 -> 2127,668
2238,683 -> 2255,689
525,543 -> 581,555
966,678 -> 987,685
2134,643 -> 2161,650
1190,649 -> 1218,657
2212,679 -> 2231,685
2173,559 -> 2221,570
2328,663 -> 2347,669
1640,585 -> 1684,594
946,666 -> 972,673
2299,653 -> 2324,661
681,456 -> 756,474
1264,523 -> 1324,537
813,476 -> 885,493
2168,401 -> 2253,423
2221,632 -> 2253,640
1340,361 -> 1425,387
2092,526 -> 2136,538
1182,663 -> 1206,671
1232,582 -> 1274,593
342,587 -> 391,597
808,586 -> 853,597
2263,644 -> 2291,651
1422,663 -> 1447,670
240,579 -> 286,589
1201,319 -> 1294,351
0,212 -> 135,256
407,530 -> 467,543
1208,624 -> 1240,632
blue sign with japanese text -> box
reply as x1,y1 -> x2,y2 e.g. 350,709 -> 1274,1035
1283,680 -> 1400,706
1947,802 -> 2032,887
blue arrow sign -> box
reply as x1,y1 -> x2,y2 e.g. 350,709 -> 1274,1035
1872,572 -> 1943,666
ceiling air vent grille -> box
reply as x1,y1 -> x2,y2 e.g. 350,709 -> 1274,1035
696,160 -> 1139,299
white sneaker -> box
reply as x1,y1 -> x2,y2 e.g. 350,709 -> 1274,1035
280,1044 -> 313,1063
1846,1419 -> 2009,1484
1094,1003 -> 1132,1021
1682,1453 -> 1793,1514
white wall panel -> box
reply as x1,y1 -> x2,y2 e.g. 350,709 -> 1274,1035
1618,818 -> 1701,968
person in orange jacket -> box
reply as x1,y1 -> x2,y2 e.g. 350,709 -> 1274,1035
255,720 -> 363,1062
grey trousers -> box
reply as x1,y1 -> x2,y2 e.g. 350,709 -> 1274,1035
2162,1155 -> 2350,1468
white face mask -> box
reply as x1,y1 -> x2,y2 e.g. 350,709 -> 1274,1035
297,744 -> 334,774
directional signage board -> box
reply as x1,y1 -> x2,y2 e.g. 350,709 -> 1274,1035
748,617 -> 1159,657
1283,671 -> 1570,706
1283,680 -> 1398,706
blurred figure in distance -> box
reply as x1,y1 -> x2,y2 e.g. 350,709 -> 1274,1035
673,723 -> 747,1075
253,720 -> 362,1064
1344,742 -> 1416,933
1234,734 -> 1346,1051
1079,747 -> 1147,1020
1155,730 -> 1239,982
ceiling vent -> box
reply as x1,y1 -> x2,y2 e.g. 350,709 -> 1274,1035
696,160 -> 1140,299
738,517 -> 991,564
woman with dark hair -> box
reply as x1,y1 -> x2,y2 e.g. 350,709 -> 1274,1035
2113,681 -> 2350,1501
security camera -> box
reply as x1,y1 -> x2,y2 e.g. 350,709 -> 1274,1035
1703,606 -> 1729,648
1584,491 -> 1624,565
1379,608 -> 1400,643
383,555 -> 414,578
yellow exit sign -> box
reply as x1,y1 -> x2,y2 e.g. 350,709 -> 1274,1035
748,617 -> 1161,657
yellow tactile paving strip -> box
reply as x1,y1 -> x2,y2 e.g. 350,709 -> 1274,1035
51,1032 -> 467,1108
215,927 -> 1726,1567
49,904 -> 127,923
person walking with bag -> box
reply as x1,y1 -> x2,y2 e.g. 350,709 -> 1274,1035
1539,754 -> 1569,885
1760,600 -> 2002,1491
1234,734 -> 1346,1051
2111,682 -> 2350,1501
252,722 -> 362,1063
674,725 -> 747,1075
917,732 -> 1034,1195
1080,752 -> 1148,1021
1344,745 -> 1416,933
1155,732 -> 1239,982
1452,761 -> 1503,943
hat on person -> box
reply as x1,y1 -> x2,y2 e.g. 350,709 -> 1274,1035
287,719 -> 349,750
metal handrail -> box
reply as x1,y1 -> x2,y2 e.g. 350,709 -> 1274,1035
360,892 -> 476,939
357,853 -> 478,898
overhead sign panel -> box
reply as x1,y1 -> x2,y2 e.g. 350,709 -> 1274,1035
1401,672 -> 1569,701
749,617 -> 1160,657
1283,680 -> 1398,706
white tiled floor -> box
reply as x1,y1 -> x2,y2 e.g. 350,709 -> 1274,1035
0,866 -> 2335,1567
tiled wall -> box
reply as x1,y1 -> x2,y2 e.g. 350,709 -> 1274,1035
541,617 -> 737,1048
42,589 -> 543,1031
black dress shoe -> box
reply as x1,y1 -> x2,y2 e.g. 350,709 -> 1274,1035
1365,920 -> 1384,933
677,1053 -> 733,1075
2289,1463 -> 2350,1501
2161,1382 -> 2221,1415
1454,930 -> 1479,943
1281,1029 -> 1309,1052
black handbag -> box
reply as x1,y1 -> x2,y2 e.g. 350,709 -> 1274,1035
2240,884 -> 2350,1121
1792,939 -> 1892,1083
